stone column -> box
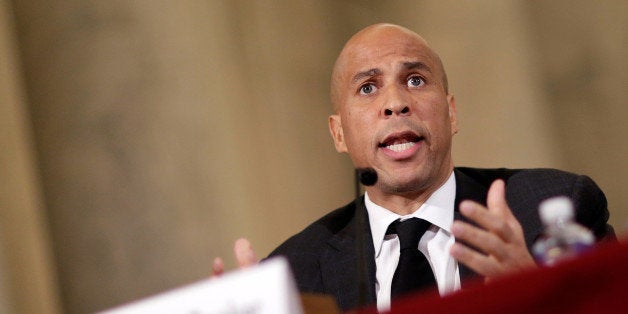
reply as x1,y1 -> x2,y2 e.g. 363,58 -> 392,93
0,1 -> 61,313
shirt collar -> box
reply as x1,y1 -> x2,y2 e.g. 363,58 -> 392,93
365,171 -> 456,257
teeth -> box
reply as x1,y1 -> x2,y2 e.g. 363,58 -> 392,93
386,142 -> 415,152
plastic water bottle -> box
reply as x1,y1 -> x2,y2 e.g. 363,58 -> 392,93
532,196 -> 595,266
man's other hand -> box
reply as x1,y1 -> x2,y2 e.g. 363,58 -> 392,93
212,238 -> 259,277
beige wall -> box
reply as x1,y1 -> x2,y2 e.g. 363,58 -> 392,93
2,1 -> 626,313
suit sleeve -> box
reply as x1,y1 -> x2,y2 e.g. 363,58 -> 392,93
266,229 -> 326,294
571,175 -> 615,241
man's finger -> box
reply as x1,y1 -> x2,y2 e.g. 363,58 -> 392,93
234,238 -> 258,268
459,200 -> 514,242
450,242 -> 499,277
212,257 -> 224,277
451,221 -> 510,261
487,180 -> 511,217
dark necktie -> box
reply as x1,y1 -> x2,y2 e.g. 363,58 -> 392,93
387,218 -> 437,298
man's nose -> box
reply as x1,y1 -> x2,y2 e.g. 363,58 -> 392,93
382,88 -> 411,117
384,106 -> 410,116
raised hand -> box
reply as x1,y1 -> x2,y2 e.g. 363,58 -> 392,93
450,180 -> 536,281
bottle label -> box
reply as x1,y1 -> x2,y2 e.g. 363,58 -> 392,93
533,242 -> 593,266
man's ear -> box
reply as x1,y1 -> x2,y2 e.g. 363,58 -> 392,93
447,94 -> 459,135
328,114 -> 348,153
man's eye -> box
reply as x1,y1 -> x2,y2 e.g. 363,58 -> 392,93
407,76 -> 424,87
360,83 -> 377,95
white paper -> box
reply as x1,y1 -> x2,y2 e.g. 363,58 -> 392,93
98,257 -> 303,314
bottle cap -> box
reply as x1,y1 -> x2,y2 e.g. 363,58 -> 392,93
539,196 -> 574,225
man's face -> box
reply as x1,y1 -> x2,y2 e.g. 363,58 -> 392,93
329,25 -> 458,196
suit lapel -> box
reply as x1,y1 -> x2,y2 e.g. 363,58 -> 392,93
322,197 -> 376,310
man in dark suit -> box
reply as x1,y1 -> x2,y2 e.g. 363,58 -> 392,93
267,167 -> 612,311
214,23 -> 614,312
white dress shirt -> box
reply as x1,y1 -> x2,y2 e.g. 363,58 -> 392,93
365,172 -> 460,312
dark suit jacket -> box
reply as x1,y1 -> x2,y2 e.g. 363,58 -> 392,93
267,167 -> 614,311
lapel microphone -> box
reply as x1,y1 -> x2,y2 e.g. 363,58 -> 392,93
354,167 -> 378,307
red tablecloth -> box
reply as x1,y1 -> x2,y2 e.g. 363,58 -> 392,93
357,240 -> 628,313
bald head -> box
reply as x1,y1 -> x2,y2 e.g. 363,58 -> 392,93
330,24 -> 449,112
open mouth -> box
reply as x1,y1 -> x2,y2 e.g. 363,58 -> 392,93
378,131 -> 424,152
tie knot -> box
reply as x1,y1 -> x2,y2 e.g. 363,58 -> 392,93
386,218 -> 431,250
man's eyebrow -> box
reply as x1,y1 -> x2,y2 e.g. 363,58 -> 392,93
351,68 -> 382,83
402,61 -> 432,73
